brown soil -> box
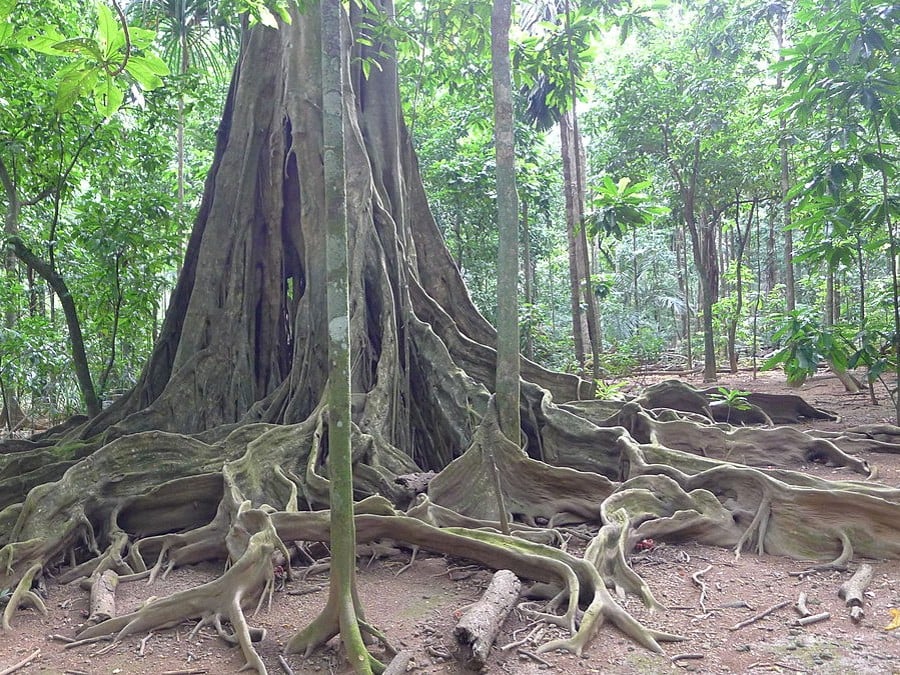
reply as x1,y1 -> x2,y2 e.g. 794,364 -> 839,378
3,371 -> 900,675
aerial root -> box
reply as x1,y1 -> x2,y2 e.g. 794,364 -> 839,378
734,494 -> 771,557
791,531 -> 854,576
584,516 -> 664,610
1,563 -> 46,630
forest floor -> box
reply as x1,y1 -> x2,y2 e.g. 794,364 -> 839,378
2,370 -> 900,675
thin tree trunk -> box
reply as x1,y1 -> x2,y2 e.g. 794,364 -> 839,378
522,200 -> 534,361
775,12 -> 796,312
321,2 -> 369,670
7,237 -> 101,417
561,114 -> 588,371
491,0 -> 520,444
766,203 -> 776,294
727,198 -> 754,373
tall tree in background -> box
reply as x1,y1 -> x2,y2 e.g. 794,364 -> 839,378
767,1 -> 797,312
518,0 -> 603,380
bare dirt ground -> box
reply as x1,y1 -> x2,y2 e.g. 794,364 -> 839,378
2,370 -> 900,674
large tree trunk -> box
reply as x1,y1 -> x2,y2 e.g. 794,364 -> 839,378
3,5 -> 900,673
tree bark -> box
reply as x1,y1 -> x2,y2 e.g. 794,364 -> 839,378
561,112 -> 589,372
491,0 -> 520,443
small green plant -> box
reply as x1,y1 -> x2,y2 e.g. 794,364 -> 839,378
596,351 -> 638,378
595,379 -> 629,400
762,308 -> 849,386
710,386 -> 751,409
709,387 -> 751,424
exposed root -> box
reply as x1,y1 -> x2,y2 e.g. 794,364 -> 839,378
74,508 -> 280,674
1,563 -> 46,630
734,494 -> 771,556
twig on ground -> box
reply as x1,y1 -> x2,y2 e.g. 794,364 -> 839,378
794,592 -> 810,617
91,640 -> 120,656
277,653 -> 295,675
749,661 -> 805,672
50,633 -> 75,643
159,670 -> 207,675
500,624 -> 541,651
517,649 -> 552,667
139,632 -> 154,656
287,585 -> 324,596
0,648 -> 40,675
691,564 -> 712,612
63,635 -> 113,649
396,546 -> 419,575
671,653 -> 705,663
793,611 -> 830,626
729,600 -> 791,631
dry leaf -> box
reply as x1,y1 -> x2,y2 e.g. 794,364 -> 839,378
884,608 -> 900,630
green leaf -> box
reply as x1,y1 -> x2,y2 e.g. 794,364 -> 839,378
20,28 -> 68,54
861,152 -> 892,175
127,26 -> 156,50
56,67 -> 98,112
0,21 -> 12,47
52,37 -> 103,60
760,347 -> 790,370
889,111 -> 900,135
93,74 -> 123,116
134,52 -> 169,76
125,55 -> 166,88
96,2 -> 121,58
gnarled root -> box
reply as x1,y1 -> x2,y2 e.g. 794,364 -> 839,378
75,506 -> 281,674
1,563 -> 47,630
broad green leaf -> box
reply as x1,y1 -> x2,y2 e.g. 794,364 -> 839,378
275,3 -> 292,24
125,55 -> 166,88
96,2 -> 120,57
133,52 -> 169,76
861,152 -> 893,175
56,67 -> 98,112
23,28 -> 69,55
52,37 -> 103,60
93,75 -> 123,116
888,111 -> 900,135
0,22 -> 12,47
760,347 -> 790,370
0,0 -> 13,19
127,26 -> 156,50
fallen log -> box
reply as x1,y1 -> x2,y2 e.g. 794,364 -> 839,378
838,563 -> 873,623
88,570 -> 119,624
454,569 -> 521,670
